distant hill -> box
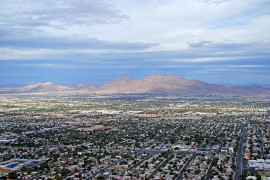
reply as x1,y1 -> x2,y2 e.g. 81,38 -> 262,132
96,75 -> 270,96
0,75 -> 270,97
16,82 -> 73,93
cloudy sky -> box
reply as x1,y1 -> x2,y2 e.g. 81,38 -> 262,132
0,0 -> 270,86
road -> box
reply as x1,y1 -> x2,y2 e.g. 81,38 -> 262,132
175,141 -> 205,180
205,144 -> 224,180
228,124 -> 234,135
86,150 -> 142,180
175,154 -> 195,180
126,154 -> 152,171
205,124 -> 233,180
136,148 -> 162,155
119,154 -> 152,180
234,129 -> 246,180
87,157 -> 126,179
147,160 -> 167,179
86,147 -> 160,179
205,157 -> 217,180
257,129 -> 264,157
234,115 -> 251,180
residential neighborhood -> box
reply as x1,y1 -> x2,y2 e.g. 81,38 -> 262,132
0,95 -> 269,179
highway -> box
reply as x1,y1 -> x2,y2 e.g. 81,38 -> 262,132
234,115 -> 251,180
234,129 -> 246,180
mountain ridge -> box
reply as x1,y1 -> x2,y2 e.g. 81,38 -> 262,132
0,75 -> 269,97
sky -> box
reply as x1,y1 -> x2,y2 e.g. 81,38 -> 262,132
0,0 -> 270,87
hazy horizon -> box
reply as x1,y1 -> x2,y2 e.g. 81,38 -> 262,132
0,0 -> 270,87
1,74 -> 270,88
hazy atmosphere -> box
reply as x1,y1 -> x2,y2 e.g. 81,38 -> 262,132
1,1 -> 270,179
1,0 -> 270,87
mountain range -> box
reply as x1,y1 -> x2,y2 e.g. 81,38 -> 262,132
0,75 -> 269,97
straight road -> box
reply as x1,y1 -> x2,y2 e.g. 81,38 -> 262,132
87,157 -> 126,179
257,129 -> 264,157
205,157 -> 217,180
87,151 -> 139,179
126,154 -> 152,171
175,141 -> 205,180
147,160 -> 167,179
205,124 -> 233,180
234,115 -> 250,180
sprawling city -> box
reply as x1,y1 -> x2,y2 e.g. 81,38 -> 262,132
1,0 -> 270,179
0,94 -> 269,179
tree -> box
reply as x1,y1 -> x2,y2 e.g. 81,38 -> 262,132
8,172 -> 18,179
56,175 -> 63,180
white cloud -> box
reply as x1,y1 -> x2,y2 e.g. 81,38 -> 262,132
21,63 -> 139,70
0,0 -> 270,59
92,0 -> 270,46
227,65 -> 268,68
171,56 -> 248,62
0,0 -> 128,27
